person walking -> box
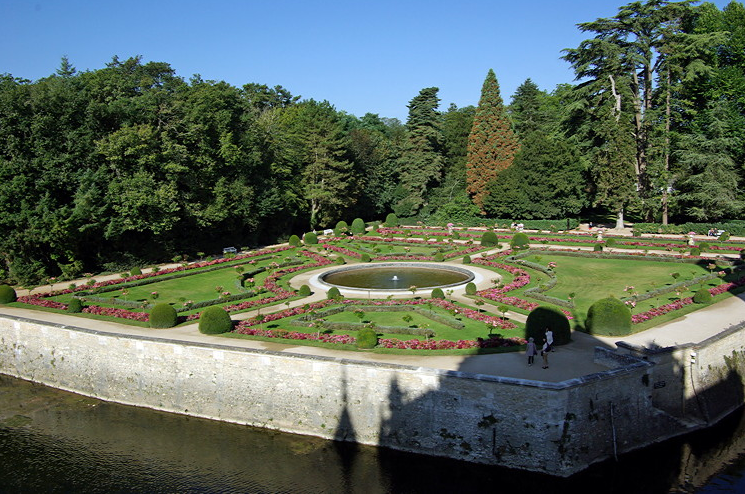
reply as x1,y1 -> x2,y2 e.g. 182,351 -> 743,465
545,328 -> 554,352
526,337 -> 538,366
541,340 -> 550,369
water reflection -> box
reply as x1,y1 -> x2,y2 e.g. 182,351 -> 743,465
1,374 -> 745,493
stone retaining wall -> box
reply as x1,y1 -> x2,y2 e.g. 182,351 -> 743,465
1,314 -> 744,476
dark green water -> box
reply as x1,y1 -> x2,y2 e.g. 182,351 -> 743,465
1,374 -> 745,493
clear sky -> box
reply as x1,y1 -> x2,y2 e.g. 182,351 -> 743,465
0,0 -> 733,121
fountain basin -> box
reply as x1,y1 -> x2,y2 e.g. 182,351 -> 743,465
316,263 -> 475,292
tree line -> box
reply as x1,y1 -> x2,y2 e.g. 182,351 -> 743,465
0,0 -> 742,284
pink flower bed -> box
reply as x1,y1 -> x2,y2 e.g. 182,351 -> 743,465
82,305 -> 150,322
377,336 -> 525,350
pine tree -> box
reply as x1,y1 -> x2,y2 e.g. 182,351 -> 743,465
396,87 -> 444,216
466,69 -> 519,211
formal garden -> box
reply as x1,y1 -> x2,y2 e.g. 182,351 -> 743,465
1,219 -> 745,355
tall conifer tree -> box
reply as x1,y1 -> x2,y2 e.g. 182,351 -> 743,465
466,69 -> 519,211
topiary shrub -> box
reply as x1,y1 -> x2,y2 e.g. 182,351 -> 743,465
0,285 -> 17,304
327,287 -> 341,299
463,255 -> 472,264
433,252 -> 445,262
198,306 -> 233,334
465,282 -> 477,295
150,303 -> 178,328
304,232 -> 318,244
719,231 -> 730,242
334,220 -> 349,236
67,298 -> 83,313
481,231 -> 499,247
690,247 -> 701,256
360,253 -> 371,262
351,218 -> 366,235
525,306 -> 571,346
605,238 -> 616,247
335,257 -> 346,265
288,234 -> 301,247
698,242 -> 709,252
510,232 -> 530,250
593,244 -> 604,252
298,284 -> 311,296
693,288 -> 712,304
431,287 -> 445,299
585,297 -> 632,336
385,213 -> 399,227
356,326 -> 378,349
130,266 -> 142,276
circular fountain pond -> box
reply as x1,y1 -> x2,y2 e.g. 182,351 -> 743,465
317,263 -> 475,292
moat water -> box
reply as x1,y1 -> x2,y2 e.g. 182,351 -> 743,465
1,374 -> 745,493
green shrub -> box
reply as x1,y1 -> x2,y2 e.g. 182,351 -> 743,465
462,255 -> 472,264
327,287 -> 341,299
360,253 -> 371,262
465,282 -> 477,295
298,285 -> 311,296
698,242 -> 709,252
481,231 -> 499,247
351,218 -> 366,235
335,257 -> 346,265
719,232 -> 730,242
304,232 -> 318,244
593,244 -> 604,252
693,288 -> 712,304
585,297 -> 632,336
525,306 -> 571,346
510,232 -> 530,250
690,247 -> 701,256
288,234 -> 301,247
605,238 -> 616,247
67,298 -> 83,313
356,326 -> 378,349
433,252 -> 445,262
198,306 -> 233,334
130,267 -> 142,276
149,303 -> 178,328
0,285 -> 17,304
334,221 -> 349,236
385,213 -> 399,227
431,288 -> 445,299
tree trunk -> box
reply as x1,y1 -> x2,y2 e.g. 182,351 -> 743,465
662,66 -> 671,225
615,207 -> 625,230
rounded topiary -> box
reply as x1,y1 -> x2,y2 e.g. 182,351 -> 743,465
693,288 -> 712,304
130,266 -> 142,276
198,306 -> 233,334
585,297 -> 632,336
605,238 -> 616,247
334,220 -> 349,236
465,282 -> 477,295
462,255 -> 472,264
298,284 -> 311,296
525,306 -> 571,346
360,253 -> 371,262
356,326 -> 378,349
288,234 -> 301,247
719,231 -> 730,242
431,287 -> 445,299
433,252 -> 445,262
0,285 -> 17,304
351,218 -> 366,235
698,242 -> 710,252
327,286 -> 341,299
690,247 -> 701,256
385,213 -> 399,227
304,232 -> 318,244
593,244 -> 604,252
510,232 -> 530,250
150,303 -> 178,329
335,257 -> 346,265
481,231 -> 499,247
67,298 -> 83,313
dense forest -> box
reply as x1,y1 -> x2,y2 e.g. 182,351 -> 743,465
1,0 -> 743,284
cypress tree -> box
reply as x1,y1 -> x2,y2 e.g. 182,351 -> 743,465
466,69 -> 519,211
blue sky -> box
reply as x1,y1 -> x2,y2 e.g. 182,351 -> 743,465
0,0 -> 733,121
